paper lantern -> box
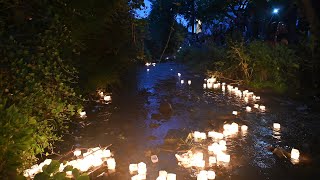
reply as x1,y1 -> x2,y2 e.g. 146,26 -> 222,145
207,170 -> 216,179
138,162 -> 147,174
245,106 -> 251,112
107,158 -> 116,170
129,164 -> 138,174
167,173 -> 176,180
188,80 -> 192,85
104,95 -> 111,101
273,123 -> 280,130
291,148 -> 300,160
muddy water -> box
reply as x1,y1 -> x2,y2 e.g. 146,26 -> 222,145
60,62 -> 320,179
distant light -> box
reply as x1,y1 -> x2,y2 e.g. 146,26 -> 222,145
273,8 -> 279,14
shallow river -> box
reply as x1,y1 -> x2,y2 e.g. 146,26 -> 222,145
60,62 -> 320,180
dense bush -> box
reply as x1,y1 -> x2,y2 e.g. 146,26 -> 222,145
0,18 -> 82,177
178,40 -> 301,92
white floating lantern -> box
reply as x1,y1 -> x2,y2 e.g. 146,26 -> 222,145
131,175 -> 139,180
104,95 -> 111,101
147,69 -> 149,72
246,106 -> 252,112
156,176 -> 166,180
259,105 -> 266,111
167,173 -> 176,180
137,162 -> 147,174
291,148 -> 300,160
107,158 -> 116,170
145,62 -> 151,66
232,111 -> 238,115
188,80 -> 192,85
207,170 -> 216,179
152,63 -> 156,66
74,149 -> 81,157
197,170 -> 207,180
181,80 -> 184,84
138,174 -> 147,179
66,171 -> 72,177
200,132 -> 207,140
217,153 -> 230,163
178,73 -> 181,77
254,104 -> 259,109
92,157 -> 103,167
273,123 -> 281,130
79,111 -> 86,118
102,149 -> 111,158
203,84 -> 207,89
241,125 -> 248,131
129,164 -> 138,174
159,170 -> 167,177
256,96 -> 260,100
219,140 -> 226,146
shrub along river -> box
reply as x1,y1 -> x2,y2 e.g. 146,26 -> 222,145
58,62 -> 320,179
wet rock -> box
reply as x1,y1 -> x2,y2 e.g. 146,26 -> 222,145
164,129 -> 189,145
159,101 -> 173,117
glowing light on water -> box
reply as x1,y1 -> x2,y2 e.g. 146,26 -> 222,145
178,73 -> 181,77
181,80 -> 184,84
291,148 -> 300,160
246,106 -> 252,112
188,80 -> 191,85
273,123 -> 281,130
80,111 -> 86,118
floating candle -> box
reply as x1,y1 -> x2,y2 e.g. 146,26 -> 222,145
232,111 -> 238,115
167,173 -> 176,180
188,80 -> 191,85
104,95 -> 111,101
291,148 -> 300,160
207,170 -> 216,179
241,125 -> 248,131
181,80 -> 184,84
273,123 -> 281,130
203,84 -> 207,89
178,73 -> 181,77
73,149 -> 81,156
259,105 -> 266,111
107,158 -> 116,170
137,162 -> 147,174
129,164 -> 138,174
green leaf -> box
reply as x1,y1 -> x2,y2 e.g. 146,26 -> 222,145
34,172 -> 50,180
63,165 -> 73,172
72,168 -> 80,178
52,172 -> 67,180
44,160 -> 60,174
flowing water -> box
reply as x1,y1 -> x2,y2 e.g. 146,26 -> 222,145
59,62 -> 320,180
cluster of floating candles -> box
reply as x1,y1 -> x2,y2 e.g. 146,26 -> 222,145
156,171 -> 177,180
130,162 -> 147,180
24,147 -> 115,178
